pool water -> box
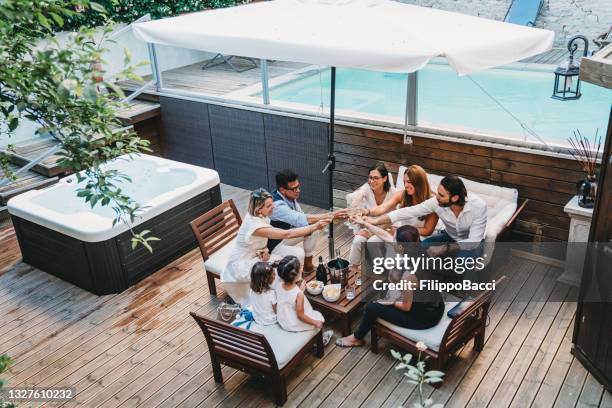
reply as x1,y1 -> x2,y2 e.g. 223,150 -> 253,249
266,64 -> 611,147
0,119 -> 50,148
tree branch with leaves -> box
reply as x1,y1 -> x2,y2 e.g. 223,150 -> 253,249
0,0 -> 159,251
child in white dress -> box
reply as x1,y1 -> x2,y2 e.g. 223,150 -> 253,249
248,262 -> 278,326
275,256 -> 334,345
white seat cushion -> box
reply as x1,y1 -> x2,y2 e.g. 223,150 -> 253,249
203,238 -> 235,276
249,323 -> 319,369
376,301 -> 458,352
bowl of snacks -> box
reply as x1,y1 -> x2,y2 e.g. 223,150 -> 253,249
306,280 -> 324,296
322,284 -> 341,302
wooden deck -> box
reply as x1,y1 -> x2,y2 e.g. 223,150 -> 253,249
0,184 -> 610,408
521,47 -> 571,65
0,163 -> 58,206
121,59 -> 308,96
119,49 -> 568,99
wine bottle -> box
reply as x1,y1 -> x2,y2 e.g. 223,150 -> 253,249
316,256 -> 328,284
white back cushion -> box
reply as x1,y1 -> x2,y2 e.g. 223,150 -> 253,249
394,166 -> 518,244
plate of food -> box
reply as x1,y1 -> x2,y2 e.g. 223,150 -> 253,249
306,280 -> 324,295
322,284 -> 341,302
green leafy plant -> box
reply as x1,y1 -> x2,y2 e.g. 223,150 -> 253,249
63,0 -> 246,31
0,0 -> 158,251
0,355 -> 15,408
391,342 -> 445,408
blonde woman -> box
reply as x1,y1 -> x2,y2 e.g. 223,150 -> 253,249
222,188 -> 330,304
349,165 -> 439,271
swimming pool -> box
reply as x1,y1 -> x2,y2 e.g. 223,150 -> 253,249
261,64 -> 611,147
0,119 -> 50,148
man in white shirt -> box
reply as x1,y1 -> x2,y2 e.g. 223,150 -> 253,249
366,175 -> 487,274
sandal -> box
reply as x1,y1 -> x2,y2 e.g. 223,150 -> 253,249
335,336 -> 365,348
322,329 -> 334,346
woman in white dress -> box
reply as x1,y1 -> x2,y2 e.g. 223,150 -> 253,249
222,188 -> 330,304
346,163 -> 397,269
349,165 -> 439,271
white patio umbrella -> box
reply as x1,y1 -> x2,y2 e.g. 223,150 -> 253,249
133,0 -> 554,256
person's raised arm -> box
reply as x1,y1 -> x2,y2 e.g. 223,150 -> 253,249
253,219 -> 329,240
306,212 -> 335,224
417,213 -> 439,237
386,197 -> 438,226
362,191 -> 402,217
273,200 -> 309,227
351,216 -> 395,243
365,214 -> 393,226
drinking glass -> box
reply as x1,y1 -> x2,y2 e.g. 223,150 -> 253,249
346,286 -> 355,301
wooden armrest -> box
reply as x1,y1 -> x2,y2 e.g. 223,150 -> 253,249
505,199 -> 529,229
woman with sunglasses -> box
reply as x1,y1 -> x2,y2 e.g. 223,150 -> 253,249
222,188 -> 331,304
346,163 -> 397,269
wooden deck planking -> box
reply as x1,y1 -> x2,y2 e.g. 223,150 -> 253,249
119,50 -> 567,99
0,163 -> 58,205
120,60 -> 308,97
520,48 -> 568,65
444,263 -> 557,408
507,293 -> 578,407
400,258 -> 538,408
0,184 -> 610,407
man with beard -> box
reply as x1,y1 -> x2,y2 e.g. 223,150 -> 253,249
365,175 -> 487,278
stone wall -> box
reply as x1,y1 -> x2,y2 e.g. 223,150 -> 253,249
400,0 -> 611,49
538,0 -> 610,48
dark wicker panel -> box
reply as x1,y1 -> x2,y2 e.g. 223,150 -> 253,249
160,97 -> 214,168
84,240 -> 126,294
208,105 -> 269,190
116,185 -> 221,284
12,216 -> 97,293
264,114 -> 328,179
264,114 -> 329,208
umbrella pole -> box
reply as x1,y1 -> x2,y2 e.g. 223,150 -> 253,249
327,67 -> 336,258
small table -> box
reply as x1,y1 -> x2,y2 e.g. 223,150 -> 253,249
304,269 -> 373,336
558,195 -> 593,287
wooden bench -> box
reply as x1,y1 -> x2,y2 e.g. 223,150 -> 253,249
371,276 -> 505,380
190,199 -> 241,296
190,312 -> 323,406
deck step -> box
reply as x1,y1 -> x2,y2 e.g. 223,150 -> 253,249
7,138 -> 67,178
0,163 -> 58,207
115,99 -> 161,126
3,99 -> 160,178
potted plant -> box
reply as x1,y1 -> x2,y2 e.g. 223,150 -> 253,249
568,129 -> 602,208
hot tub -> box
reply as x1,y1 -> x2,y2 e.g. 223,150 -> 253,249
8,154 -> 221,295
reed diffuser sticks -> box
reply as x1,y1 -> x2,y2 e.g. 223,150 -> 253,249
567,129 -> 601,177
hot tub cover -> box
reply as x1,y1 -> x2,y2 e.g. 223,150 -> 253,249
133,0 -> 554,75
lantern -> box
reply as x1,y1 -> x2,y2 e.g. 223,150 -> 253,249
552,35 -> 589,101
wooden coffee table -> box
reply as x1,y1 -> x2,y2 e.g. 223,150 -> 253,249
304,269 -> 374,336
